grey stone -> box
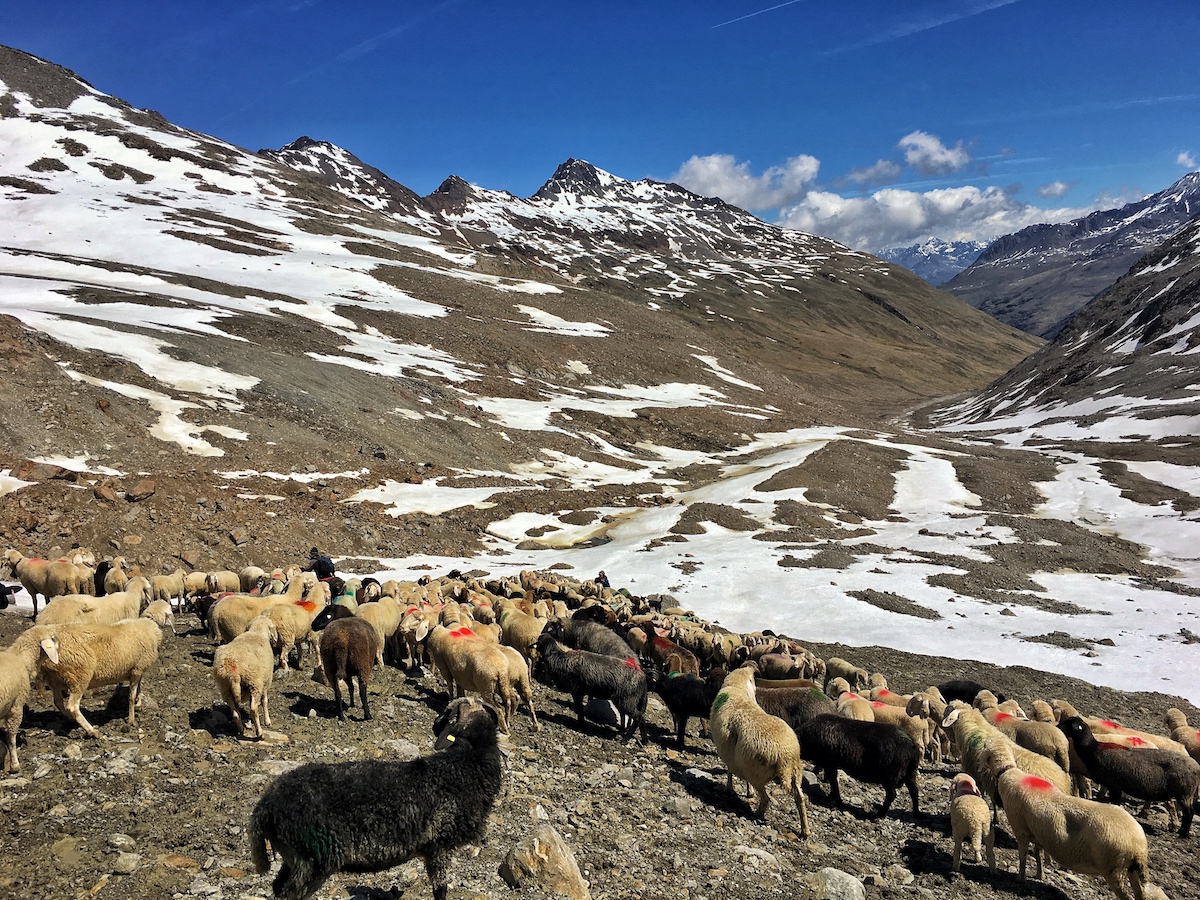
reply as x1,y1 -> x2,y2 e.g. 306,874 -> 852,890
806,867 -> 865,900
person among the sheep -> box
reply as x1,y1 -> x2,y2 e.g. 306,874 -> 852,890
303,547 -> 335,581
595,570 -> 610,588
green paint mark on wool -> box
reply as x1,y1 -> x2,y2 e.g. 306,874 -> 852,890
712,692 -> 730,713
965,732 -> 984,755
297,824 -> 335,864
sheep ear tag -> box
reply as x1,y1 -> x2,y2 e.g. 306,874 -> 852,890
40,637 -> 59,664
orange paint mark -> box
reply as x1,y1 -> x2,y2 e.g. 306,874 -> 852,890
298,600 -> 316,612
1021,775 -> 1053,791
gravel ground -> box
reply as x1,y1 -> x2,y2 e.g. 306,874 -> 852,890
1,602 -> 1198,900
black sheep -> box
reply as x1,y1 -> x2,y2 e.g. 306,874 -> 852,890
318,616 -> 380,721
755,684 -> 837,734
646,667 -> 719,749
248,697 -> 502,900
544,616 -> 633,660
310,603 -> 354,631
1059,715 -> 1200,837
533,633 -> 647,741
936,679 -> 1005,706
797,714 -> 921,819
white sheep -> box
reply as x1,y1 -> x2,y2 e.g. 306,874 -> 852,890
206,569 -> 242,596
239,565 -> 267,593
262,590 -> 328,672
836,690 -> 875,721
150,568 -> 188,612
356,595 -> 403,667
103,556 -> 130,594
210,575 -> 307,643
2,549 -> 53,614
212,614 -> 278,739
981,739 -> 1169,900
35,576 -> 154,627
0,628 -> 46,771
31,616 -> 164,736
709,666 -> 811,837
949,773 -> 991,872
824,656 -> 868,693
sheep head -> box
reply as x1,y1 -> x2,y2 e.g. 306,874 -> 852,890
433,697 -> 499,750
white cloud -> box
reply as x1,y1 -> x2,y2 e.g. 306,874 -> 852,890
898,131 -> 970,175
845,159 -> 902,185
1037,180 -> 1072,198
778,184 -> 1096,253
670,153 -> 819,210
1178,151 -> 1197,168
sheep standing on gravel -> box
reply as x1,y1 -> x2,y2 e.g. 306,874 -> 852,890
823,656 -> 868,693
982,739 -> 1169,900
949,773 -> 991,872
31,616 -> 163,736
709,667 -> 811,837
1059,715 -> 1200,837
533,632 -> 647,741
1164,708 -> 1200,764
2,550 -> 52,615
248,697 -> 502,900
797,713 -> 921,819
36,576 -> 154,626
151,568 -> 188,612
319,616 -> 380,721
213,614 -> 277,739
0,628 -> 47,771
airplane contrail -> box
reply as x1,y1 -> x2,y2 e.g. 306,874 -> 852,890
713,0 -> 805,29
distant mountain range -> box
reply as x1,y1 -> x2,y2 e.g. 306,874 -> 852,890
943,171 -> 1200,338
876,238 -> 989,286
926,211 -> 1200,448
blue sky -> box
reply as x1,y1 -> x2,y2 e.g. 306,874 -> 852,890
6,1 -> 1199,251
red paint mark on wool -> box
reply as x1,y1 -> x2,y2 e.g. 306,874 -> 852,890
870,701 -> 885,709
1100,741 -> 1134,752
298,600 -> 316,612
405,607 -> 418,616
1101,719 -> 1122,729
623,657 -> 641,670
450,627 -> 475,639
1021,775 -> 1053,791
879,689 -> 894,697
995,712 -> 1014,722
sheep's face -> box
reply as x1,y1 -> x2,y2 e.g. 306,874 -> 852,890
433,698 -> 498,749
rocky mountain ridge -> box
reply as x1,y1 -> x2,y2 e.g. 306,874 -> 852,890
944,171 -> 1200,337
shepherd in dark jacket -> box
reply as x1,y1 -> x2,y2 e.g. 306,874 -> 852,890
303,547 -> 336,580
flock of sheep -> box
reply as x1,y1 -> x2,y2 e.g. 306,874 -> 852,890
2,546 -> 1200,900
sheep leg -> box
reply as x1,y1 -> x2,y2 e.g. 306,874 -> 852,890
65,692 -> 98,738
424,849 -> 451,900
952,837 -> 962,872
358,675 -> 371,721
906,772 -> 921,816
331,676 -> 347,721
675,714 -> 687,749
752,784 -> 770,819
247,685 -> 263,739
126,673 -> 144,725
2,713 -> 17,772
791,776 -> 810,839
825,768 -> 843,806
261,689 -> 271,728
876,785 -> 897,819
984,826 -> 996,873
